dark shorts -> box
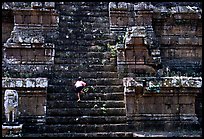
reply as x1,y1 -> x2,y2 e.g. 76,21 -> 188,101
75,86 -> 84,93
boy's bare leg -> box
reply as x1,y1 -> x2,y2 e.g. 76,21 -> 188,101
77,92 -> 81,102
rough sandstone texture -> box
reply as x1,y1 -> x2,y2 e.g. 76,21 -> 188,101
2,2 -> 202,137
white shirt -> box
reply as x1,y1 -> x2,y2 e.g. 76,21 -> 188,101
75,81 -> 86,88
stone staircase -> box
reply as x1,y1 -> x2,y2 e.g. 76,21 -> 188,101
42,50 -> 132,137
38,2 -> 132,137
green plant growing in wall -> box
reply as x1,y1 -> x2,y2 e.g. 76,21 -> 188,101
100,103 -> 107,115
3,70 -> 10,77
107,43 -> 117,57
82,86 -> 96,94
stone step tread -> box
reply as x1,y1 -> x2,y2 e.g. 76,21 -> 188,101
46,115 -> 127,120
47,87 -> 124,94
46,115 -> 127,124
47,107 -> 125,111
47,92 -> 124,96
54,60 -> 102,65
49,85 -> 124,89
54,64 -> 116,67
47,100 -> 125,108
55,45 -> 108,52
47,92 -> 124,101
52,71 -> 119,75
24,132 -> 133,137
55,51 -> 112,58
47,100 -> 125,102
133,131 -> 202,137
47,108 -> 126,116
51,72 -> 119,78
49,78 -> 122,85
44,123 -> 130,133
51,77 -> 122,81
53,64 -> 117,71
54,57 -> 108,61
47,92 -> 124,95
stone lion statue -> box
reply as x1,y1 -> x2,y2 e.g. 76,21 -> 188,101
4,89 -> 18,123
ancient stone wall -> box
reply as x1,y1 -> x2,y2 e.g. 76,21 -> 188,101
123,77 -> 202,131
109,2 -> 202,76
1,2 -> 202,137
110,1 -> 202,133
153,5 -> 202,75
2,2 -> 59,134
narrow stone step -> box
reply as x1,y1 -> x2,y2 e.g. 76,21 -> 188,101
47,92 -> 124,101
49,78 -> 122,86
44,124 -> 129,133
46,116 -> 127,124
55,45 -> 108,52
53,64 -> 117,72
54,57 -> 104,64
42,132 -> 133,137
55,51 -> 111,59
47,100 -> 125,109
51,71 -> 119,78
81,92 -> 124,100
22,124 -> 44,134
133,131 -> 202,137
48,85 -> 124,93
47,108 -> 126,116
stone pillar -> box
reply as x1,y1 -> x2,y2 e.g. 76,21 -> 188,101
123,77 -> 137,116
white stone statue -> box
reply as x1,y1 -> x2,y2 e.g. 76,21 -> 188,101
4,89 -> 18,123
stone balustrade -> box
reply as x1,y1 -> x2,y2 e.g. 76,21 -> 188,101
124,76 -> 202,89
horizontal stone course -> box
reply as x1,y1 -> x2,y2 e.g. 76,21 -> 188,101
3,2 -> 201,137
47,100 -> 125,109
47,92 -> 124,101
42,132 -> 133,137
2,77 -> 48,88
45,123 -> 128,133
46,116 -> 127,124
47,108 -> 126,116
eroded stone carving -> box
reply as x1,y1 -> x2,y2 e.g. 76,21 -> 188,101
4,89 -> 19,123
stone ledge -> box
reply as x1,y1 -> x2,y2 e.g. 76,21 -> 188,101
2,124 -> 23,137
2,77 -> 48,88
124,76 -> 202,88
133,131 -> 202,137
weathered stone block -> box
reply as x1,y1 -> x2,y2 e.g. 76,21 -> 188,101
42,15 -> 51,24
160,36 -> 171,45
179,104 -> 195,114
15,79 -> 23,88
198,37 -> 202,45
110,16 -> 117,26
179,95 -> 195,104
125,95 -> 136,115
26,78 -> 36,88
36,78 -> 48,88
132,37 -> 144,45
24,15 -> 31,24
117,16 -> 128,26
31,2 -> 42,8
30,15 -> 39,24
15,15 -> 23,24
191,37 -> 199,45
153,104 -> 164,113
51,15 -> 58,24
2,124 -> 23,137
44,2 -> 55,9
